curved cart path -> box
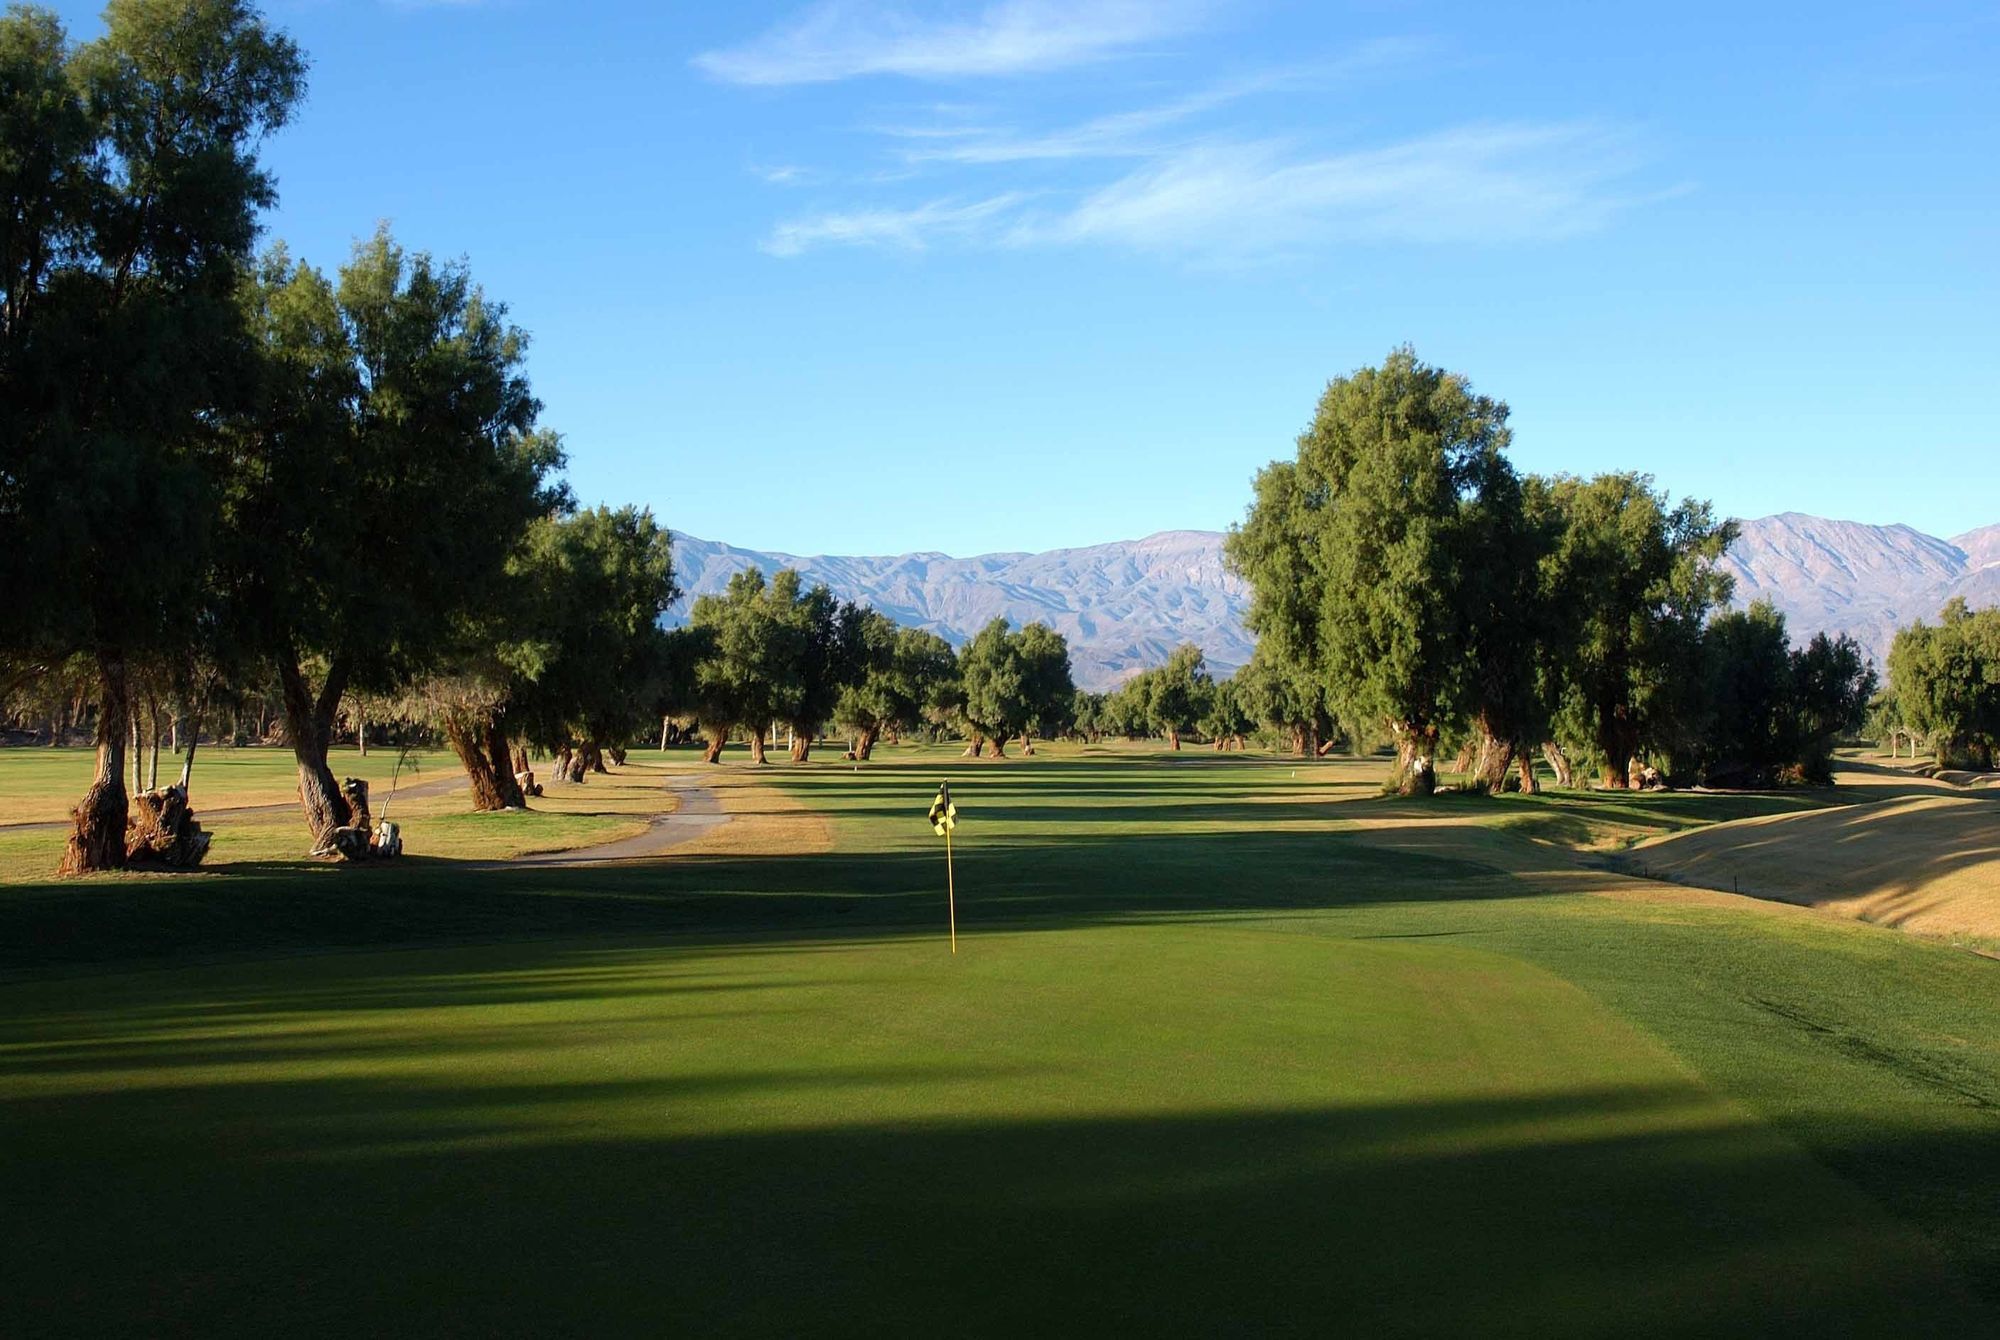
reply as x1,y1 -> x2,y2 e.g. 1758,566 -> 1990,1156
503,771 -> 730,868
2,770 -> 467,834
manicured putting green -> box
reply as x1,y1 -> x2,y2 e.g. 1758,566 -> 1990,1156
2,920 -> 1981,1336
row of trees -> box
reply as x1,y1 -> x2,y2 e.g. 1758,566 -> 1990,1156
0,1 -> 680,868
1223,348 -> 1875,795
678,581 -> 1076,762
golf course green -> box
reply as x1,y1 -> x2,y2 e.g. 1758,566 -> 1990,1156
3,745 -> 1995,1336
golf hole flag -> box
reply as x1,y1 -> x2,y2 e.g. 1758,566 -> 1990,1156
929,782 -> 959,952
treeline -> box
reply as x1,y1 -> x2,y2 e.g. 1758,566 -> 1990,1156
674,587 -> 1075,763
0,1 -> 690,869
1222,349 -> 1876,796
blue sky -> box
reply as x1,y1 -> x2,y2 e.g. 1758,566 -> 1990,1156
54,0 -> 2000,555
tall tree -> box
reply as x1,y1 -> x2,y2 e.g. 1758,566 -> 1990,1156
505,505 -> 678,792
0,1 -> 305,871
834,614 -> 958,760
687,568 -> 804,764
958,618 -> 1073,757
1888,599 -> 2000,768
1230,348 -> 1518,796
1536,473 -> 1737,787
229,231 -> 564,844
1146,644 -> 1213,751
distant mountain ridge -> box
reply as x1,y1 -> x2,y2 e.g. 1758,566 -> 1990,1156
669,515 -> 2000,690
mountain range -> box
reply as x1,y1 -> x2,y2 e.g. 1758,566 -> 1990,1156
669,515 -> 2000,691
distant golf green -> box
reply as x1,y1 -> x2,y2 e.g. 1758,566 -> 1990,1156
3,745 -> 1995,1336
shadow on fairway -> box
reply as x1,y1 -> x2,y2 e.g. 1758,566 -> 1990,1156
5,1067 -> 1989,1337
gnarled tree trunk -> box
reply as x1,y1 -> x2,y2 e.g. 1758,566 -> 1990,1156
1517,751 -> 1540,795
277,653 -> 352,847
988,735 -> 1008,758
444,709 -> 512,812
748,728 -> 769,765
1166,728 -> 1181,751
486,718 -> 526,808
854,724 -> 879,761
703,728 -> 727,764
1470,720 -> 1517,795
791,731 -> 812,763
962,733 -> 985,758
1541,741 -> 1575,789
1390,720 -> 1439,798
59,653 -> 132,875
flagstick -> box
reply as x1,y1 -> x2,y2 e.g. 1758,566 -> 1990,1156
946,825 -> 957,954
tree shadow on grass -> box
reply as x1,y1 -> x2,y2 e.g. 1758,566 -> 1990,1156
3,1067 -> 1990,1338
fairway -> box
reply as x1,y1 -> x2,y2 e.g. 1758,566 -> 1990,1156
3,746 -> 1997,1336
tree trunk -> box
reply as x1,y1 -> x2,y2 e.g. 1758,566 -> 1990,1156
748,728 -> 768,765
486,717 -> 527,808
278,653 -> 352,845
1470,721 -> 1516,795
1541,742 -> 1575,789
1391,721 -> 1439,798
444,711 -> 510,812
1595,702 -> 1637,789
59,653 -> 132,875
791,731 -> 812,763
962,733 -> 984,758
584,741 -> 608,774
988,735 -> 1008,758
1516,751 -> 1540,795
661,716 -> 671,751
703,728 -> 727,764
855,724 -> 879,761
1166,728 -> 1181,751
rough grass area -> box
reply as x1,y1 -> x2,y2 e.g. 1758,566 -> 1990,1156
1628,789 -> 2000,945
0,753 -> 673,874
0,745 -> 454,825
2,742 -> 1995,1336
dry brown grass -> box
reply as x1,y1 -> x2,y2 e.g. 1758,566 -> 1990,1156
1629,791 -> 2000,942
670,765 -> 832,858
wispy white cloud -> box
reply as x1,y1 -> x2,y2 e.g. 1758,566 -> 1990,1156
766,123 -> 1653,261
1023,124 -> 1646,257
762,193 -> 1030,256
695,0 -> 1217,86
881,41 -> 1435,165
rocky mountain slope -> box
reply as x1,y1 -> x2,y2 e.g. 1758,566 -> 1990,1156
670,514 -> 1998,689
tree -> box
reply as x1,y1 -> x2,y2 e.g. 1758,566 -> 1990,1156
686,568 -> 803,764
0,1 -> 306,871
1535,473 -> 1736,787
1888,599 -> 2000,768
1199,675 -> 1254,750
1699,601 -> 1798,786
1232,644 -> 1336,757
1789,630 -> 1874,782
779,582 -> 857,763
506,505 -> 678,790
229,231 -> 564,844
958,618 -> 1073,757
1229,348 -> 1518,796
834,615 -> 958,760
1015,621 -> 1076,753
1146,644 -> 1213,750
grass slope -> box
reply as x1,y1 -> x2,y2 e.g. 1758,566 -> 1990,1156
3,744 -> 1996,1336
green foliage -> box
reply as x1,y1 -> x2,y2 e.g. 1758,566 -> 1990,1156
957,617 -> 1074,748
1532,472 -> 1737,783
1230,348 -> 1520,788
1888,599 -> 2000,768
687,568 -> 804,739
508,506 -> 679,751
1,0 -> 305,660
834,613 -> 960,744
